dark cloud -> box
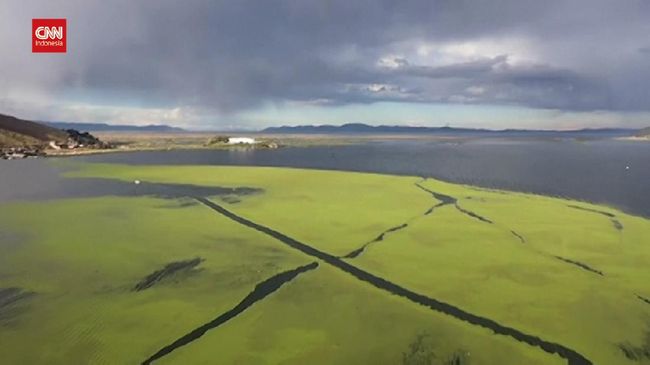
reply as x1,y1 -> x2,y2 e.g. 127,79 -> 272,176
1,0 -> 650,124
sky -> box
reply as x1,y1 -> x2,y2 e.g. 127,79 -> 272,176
1,0 -> 650,130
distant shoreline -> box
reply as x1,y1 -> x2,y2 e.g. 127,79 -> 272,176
35,131 -> 648,159
3,131 -> 648,161
618,136 -> 650,142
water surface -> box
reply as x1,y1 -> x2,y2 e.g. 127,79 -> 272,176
1,139 -> 648,217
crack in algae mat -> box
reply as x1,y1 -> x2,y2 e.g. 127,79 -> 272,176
343,180 -> 497,260
142,262 -> 320,364
140,196 -> 594,365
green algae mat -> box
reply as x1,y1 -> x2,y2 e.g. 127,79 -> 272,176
1,164 -> 649,365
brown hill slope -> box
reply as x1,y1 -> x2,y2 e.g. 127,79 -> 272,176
0,114 -> 68,147
634,127 -> 650,138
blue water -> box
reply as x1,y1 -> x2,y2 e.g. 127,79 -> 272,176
1,138 -> 649,217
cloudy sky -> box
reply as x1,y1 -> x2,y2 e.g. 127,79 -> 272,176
2,0 -> 650,130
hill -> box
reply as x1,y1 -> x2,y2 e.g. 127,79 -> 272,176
44,122 -> 186,133
634,127 -> 650,138
262,123 -> 638,138
0,114 -> 68,148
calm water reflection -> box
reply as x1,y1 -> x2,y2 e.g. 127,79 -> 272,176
1,139 -> 649,217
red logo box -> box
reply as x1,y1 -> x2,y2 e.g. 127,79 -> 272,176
32,19 -> 66,53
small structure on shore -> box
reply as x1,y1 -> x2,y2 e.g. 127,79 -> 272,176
205,135 -> 279,149
227,137 -> 256,145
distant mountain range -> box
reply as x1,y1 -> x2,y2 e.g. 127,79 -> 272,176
44,122 -> 186,133
1,112 -> 647,151
262,123 -> 642,138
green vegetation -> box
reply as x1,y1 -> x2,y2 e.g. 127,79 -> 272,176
1,163 -> 649,364
0,196 -> 309,364
153,265 -> 556,365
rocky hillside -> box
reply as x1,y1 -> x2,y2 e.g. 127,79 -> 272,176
0,114 -> 68,148
1,113 -> 111,159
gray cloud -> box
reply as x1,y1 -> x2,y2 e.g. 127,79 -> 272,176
1,0 -> 650,125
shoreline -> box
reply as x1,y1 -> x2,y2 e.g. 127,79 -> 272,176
3,132 -> 648,160
617,136 -> 650,141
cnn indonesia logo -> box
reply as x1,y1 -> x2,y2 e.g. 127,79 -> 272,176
32,19 -> 66,53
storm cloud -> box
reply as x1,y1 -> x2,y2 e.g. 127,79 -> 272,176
1,0 -> 649,127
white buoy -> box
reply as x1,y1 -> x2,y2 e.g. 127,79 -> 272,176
625,166 -> 630,170
134,180 -> 141,185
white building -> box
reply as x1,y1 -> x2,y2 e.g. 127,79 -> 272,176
227,137 -> 256,145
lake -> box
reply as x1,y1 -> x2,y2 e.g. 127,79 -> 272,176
1,138 -> 649,217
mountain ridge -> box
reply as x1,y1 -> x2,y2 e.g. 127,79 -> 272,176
262,123 -> 640,137
44,122 -> 186,133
